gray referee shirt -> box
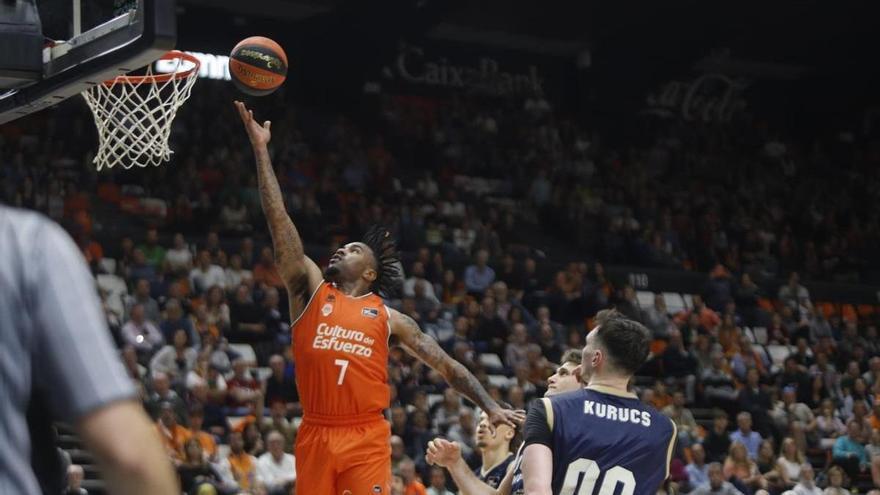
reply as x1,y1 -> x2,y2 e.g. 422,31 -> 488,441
0,206 -> 135,494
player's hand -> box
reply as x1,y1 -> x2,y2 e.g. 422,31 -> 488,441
487,407 -> 526,431
234,100 -> 271,146
426,438 -> 462,467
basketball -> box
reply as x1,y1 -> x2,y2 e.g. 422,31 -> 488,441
228,36 -> 288,96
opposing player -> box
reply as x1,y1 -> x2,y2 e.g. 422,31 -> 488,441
426,349 -> 585,495
475,409 -> 517,488
235,101 -> 522,495
521,311 -> 676,495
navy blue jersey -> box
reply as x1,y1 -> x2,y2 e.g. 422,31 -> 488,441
509,444 -> 525,494
524,385 -> 676,495
475,453 -> 514,488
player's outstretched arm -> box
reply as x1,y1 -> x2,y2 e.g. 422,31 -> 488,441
234,101 -> 322,320
426,438 -> 509,495
389,309 -> 525,429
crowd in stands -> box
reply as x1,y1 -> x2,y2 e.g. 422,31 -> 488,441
3,80 -> 880,495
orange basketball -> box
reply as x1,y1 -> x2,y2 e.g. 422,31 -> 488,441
228,36 -> 288,96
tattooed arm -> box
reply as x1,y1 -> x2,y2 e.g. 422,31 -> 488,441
235,101 -> 322,321
390,309 -> 524,429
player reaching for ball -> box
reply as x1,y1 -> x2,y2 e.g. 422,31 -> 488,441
234,101 -> 523,495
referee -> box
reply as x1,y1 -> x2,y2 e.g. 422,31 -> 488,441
0,205 -> 178,494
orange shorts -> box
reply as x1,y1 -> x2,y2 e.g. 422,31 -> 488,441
295,417 -> 391,495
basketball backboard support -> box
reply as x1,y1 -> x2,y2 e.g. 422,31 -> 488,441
0,0 -> 176,125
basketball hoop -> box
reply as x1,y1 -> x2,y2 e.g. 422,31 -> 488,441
82,51 -> 200,171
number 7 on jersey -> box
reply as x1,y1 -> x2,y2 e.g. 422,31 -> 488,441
334,359 -> 349,385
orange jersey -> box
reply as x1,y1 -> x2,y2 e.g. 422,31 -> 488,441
292,282 -> 390,420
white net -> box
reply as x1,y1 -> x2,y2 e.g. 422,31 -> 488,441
82,52 -> 199,170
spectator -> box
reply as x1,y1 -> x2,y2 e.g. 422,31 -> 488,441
616,285 -> 643,322
832,420 -> 869,481
220,195 -> 251,233
704,409 -> 733,463
816,399 -> 847,449
648,380 -> 673,410
810,351 -> 842,401
643,293 -> 673,339
413,279 -> 441,316
138,227 -> 166,268
737,369 -> 774,438
120,344 -> 147,381
756,439 -> 784,492
399,459 -> 427,495
190,250 -> 226,294
701,350 -> 739,404
64,465 -> 87,495
723,442 -> 767,492
403,261 -> 439,302
391,472 -> 406,495
772,387 -> 817,453
729,412 -> 763,460
426,466 -> 454,495
165,233 -> 193,274
841,378 -> 873,422
252,246 -> 284,289
145,371 -> 188,423
159,298 -> 199,347
505,323 -> 530,369
204,285 -> 231,333
777,437 -> 806,487
848,401 -> 874,443
264,354 -> 300,415
390,405 -> 409,438
463,249 -> 495,296
659,329 -> 698,403
405,410 -> 435,468
475,296 -> 508,355
257,431 -> 296,495
791,464 -> 823,495
149,328 -> 198,383
391,435 -> 413,473
686,443 -> 711,489
862,357 -> 880,388
225,253 -> 253,290
261,401 -> 296,451
221,431 -> 261,493
446,408 -> 478,462
676,294 -> 721,332
822,466 -> 850,495
187,406 -> 218,462
691,462 -> 744,495
121,303 -> 164,356
226,358 -> 262,415
778,357 -> 812,403
177,437 -> 226,494
228,285 -> 267,341
704,264 -> 734,313
155,401 -> 191,463
125,278 -> 161,323
663,390 -> 700,448
778,272 -> 811,312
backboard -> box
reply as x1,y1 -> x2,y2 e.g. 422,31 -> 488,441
0,0 -> 176,125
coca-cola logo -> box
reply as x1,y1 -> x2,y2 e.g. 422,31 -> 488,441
643,73 -> 749,123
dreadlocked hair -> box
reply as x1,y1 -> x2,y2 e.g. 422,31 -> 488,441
361,226 -> 403,299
